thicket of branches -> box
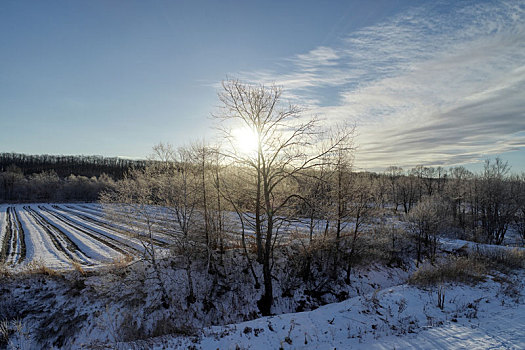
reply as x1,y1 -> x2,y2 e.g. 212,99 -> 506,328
101,80 -> 366,315
382,159 -> 525,245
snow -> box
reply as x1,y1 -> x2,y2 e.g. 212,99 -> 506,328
36,206 -> 119,263
364,305 -> 525,349
147,273 -> 524,349
440,236 -> 525,253
64,203 -> 173,245
49,204 -> 146,252
17,205 -> 72,269
0,205 -> 5,244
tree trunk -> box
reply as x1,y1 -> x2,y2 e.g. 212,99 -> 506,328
258,177 -> 274,316
256,151 -> 263,263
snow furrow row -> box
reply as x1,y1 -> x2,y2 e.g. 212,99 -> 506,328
24,206 -> 93,266
75,203 -> 179,242
40,205 -> 138,256
10,207 -> 26,265
1,207 -> 26,265
79,203 -> 181,236
61,205 -> 170,247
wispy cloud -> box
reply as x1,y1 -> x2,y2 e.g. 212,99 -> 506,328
238,0 -> 525,171
294,46 -> 340,68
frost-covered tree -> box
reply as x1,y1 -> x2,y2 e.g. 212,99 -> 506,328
406,194 -> 449,266
478,158 -> 517,244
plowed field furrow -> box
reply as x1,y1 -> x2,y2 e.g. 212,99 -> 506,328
89,204 -> 249,247
0,207 -> 26,265
24,206 -> 92,266
7,207 -> 19,264
78,205 -> 156,233
59,205 -> 140,240
1,207 -> 13,263
39,205 -> 138,256
11,207 -> 26,264
79,204 -> 180,228
59,205 -> 170,248
74,204 -> 180,239
73,204 -> 180,237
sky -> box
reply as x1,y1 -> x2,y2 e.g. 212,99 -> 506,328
1,0 -> 524,173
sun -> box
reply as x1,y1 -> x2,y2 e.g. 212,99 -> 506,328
232,126 -> 259,155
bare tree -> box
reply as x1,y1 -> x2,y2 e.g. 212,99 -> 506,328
319,125 -> 356,278
514,173 -> 525,245
343,173 -> 374,283
478,158 -> 517,244
446,166 -> 473,233
0,165 -> 24,201
397,172 -> 417,214
385,166 -> 403,212
100,143 -> 207,306
372,173 -> 389,209
214,79 -> 353,315
406,194 -> 449,266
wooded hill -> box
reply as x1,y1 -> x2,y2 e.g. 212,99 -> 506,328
0,152 -> 146,179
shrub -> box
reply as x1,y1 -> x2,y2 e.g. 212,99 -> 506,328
405,194 -> 450,265
357,224 -> 413,266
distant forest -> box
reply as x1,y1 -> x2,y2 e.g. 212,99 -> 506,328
0,153 -> 146,179
0,153 -> 146,202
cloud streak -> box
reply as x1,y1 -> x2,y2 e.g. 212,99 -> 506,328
238,0 -> 525,171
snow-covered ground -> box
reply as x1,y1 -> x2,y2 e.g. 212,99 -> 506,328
1,241 -> 523,349
139,272 -> 524,349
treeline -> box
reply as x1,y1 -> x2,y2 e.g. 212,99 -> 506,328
371,159 -> 525,245
0,153 -> 146,179
0,166 -> 116,202
0,152 -> 147,202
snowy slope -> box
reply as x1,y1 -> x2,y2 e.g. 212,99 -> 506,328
141,274 -> 524,349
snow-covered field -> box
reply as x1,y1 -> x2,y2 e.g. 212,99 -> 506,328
0,203 -> 169,270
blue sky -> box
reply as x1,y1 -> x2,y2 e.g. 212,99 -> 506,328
1,0 -> 524,172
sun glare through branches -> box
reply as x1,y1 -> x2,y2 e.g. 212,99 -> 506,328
232,126 -> 259,156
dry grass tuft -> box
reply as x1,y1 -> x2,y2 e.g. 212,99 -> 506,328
409,255 -> 487,286
409,244 -> 525,287
0,263 -> 11,279
109,254 -> 134,269
471,247 -> 525,271
22,259 -> 61,276
71,260 -> 86,276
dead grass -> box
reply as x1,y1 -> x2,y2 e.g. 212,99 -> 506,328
409,255 -> 487,286
471,247 -> 525,271
71,261 -> 86,276
109,254 -> 134,269
0,263 -> 10,279
22,259 -> 61,276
